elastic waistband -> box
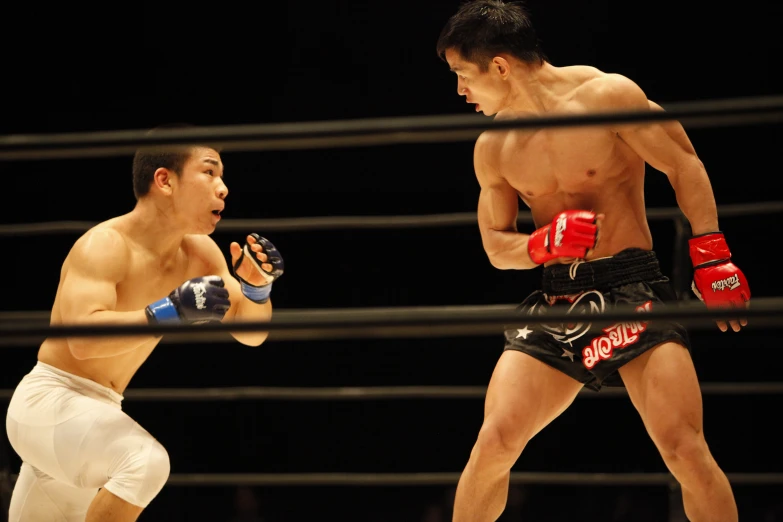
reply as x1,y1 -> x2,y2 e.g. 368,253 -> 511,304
542,248 -> 665,296
31,361 -> 124,406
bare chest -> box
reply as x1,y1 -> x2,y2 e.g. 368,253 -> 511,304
114,253 -> 210,312
500,127 -> 626,198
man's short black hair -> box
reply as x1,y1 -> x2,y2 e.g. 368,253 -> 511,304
437,0 -> 546,70
131,123 -> 220,200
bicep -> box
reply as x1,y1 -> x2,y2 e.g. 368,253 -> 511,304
474,134 -> 519,237
477,181 -> 520,236
61,272 -> 119,321
59,231 -> 128,322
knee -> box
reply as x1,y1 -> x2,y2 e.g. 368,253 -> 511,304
473,419 -> 531,464
654,426 -> 709,466
105,437 -> 170,508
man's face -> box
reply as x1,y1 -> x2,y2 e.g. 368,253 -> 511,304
171,146 -> 227,234
445,49 -> 507,116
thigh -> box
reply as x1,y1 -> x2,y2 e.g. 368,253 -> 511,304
7,385 -> 146,491
9,462 -> 97,522
55,401 -> 155,491
618,341 -> 703,442
483,350 -> 585,443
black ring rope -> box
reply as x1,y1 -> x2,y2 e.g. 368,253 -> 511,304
0,297 -> 778,345
0,201 -> 780,237
1,94 -> 782,160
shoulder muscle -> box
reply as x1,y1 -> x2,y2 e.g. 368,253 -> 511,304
586,73 -> 649,111
58,227 -> 130,318
473,131 -> 505,187
67,227 -> 130,282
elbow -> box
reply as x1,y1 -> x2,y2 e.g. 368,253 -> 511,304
247,333 -> 269,347
484,234 -> 518,269
483,234 -> 503,268
690,154 -> 706,172
484,242 -> 502,268
64,312 -> 105,360
667,155 -> 707,184
487,252 -> 506,270
482,227 -> 523,270
234,332 -> 269,347
485,247 -> 512,270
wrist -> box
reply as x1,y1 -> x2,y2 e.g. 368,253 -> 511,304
527,225 -> 552,265
145,297 -> 181,324
240,280 -> 272,304
688,231 -> 731,268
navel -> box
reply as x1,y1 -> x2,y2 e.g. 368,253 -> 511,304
525,191 -> 535,197
586,169 -> 597,177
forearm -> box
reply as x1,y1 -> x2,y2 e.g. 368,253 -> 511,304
66,309 -> 154,360
484,229 -> 538,270
228,297 -> 272,346
669,159 -> 720,235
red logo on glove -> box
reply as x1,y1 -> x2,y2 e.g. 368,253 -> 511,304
710,273 -> 742,293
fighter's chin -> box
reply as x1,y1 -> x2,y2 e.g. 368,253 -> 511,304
190,223 -> 217,235
475,103 -> 497,116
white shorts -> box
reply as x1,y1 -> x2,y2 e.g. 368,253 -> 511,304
5,362 -> 170,521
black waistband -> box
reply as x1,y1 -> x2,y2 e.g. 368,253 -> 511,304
542,248 -> 665,296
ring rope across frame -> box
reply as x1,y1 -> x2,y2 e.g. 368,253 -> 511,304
1,94 -> 782,160
1,297 -> 781,344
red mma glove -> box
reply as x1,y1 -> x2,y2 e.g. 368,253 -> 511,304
527,210 -> 597,265
689,232 -> 750,332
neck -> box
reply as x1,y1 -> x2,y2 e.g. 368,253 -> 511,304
497,61 -> 561,118
124,198 -> 187,261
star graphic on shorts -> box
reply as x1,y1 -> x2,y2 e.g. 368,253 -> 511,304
561,348 -> 575,362
515,326 -> 532,339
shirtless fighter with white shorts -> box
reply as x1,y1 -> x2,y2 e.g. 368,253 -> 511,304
5,137 -> 283,521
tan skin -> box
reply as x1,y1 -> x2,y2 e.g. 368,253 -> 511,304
36,146 -> 274,521
445,50 -> 744,522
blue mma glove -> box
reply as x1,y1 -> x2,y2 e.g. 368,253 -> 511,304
145,275 -> 231,324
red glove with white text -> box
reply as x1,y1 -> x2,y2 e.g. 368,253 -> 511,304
527,210 -> 597,265
689,232 -> 751,332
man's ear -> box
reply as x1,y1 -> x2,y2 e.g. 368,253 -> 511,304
152,168 -> 175,195
491,56 -> 511,79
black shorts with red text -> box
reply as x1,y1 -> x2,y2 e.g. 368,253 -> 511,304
503,248 -> 691,392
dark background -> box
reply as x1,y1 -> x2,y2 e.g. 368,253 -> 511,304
1,0 -> 782,520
